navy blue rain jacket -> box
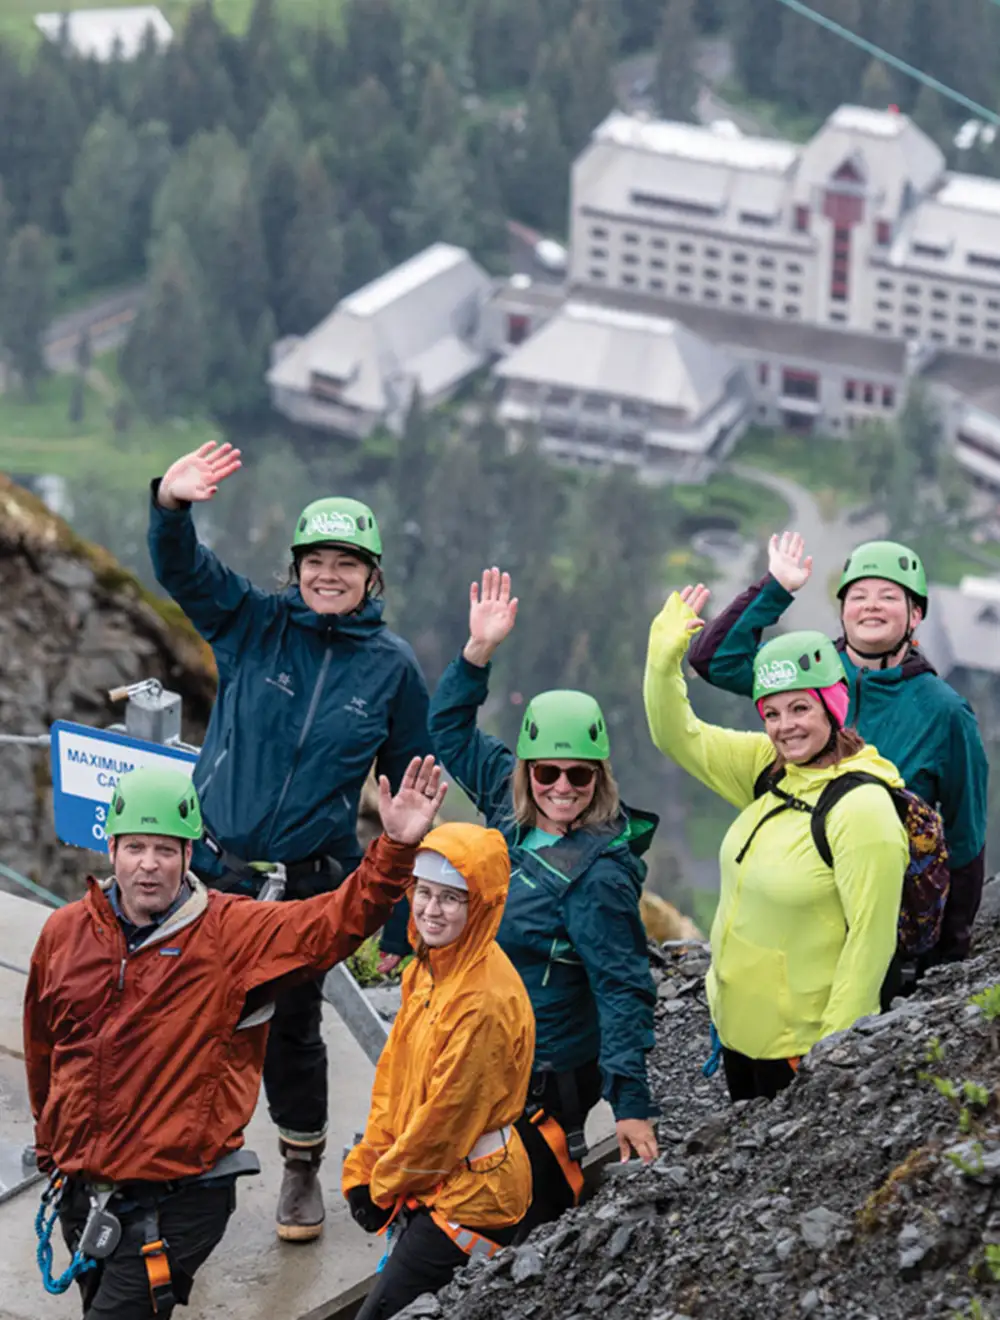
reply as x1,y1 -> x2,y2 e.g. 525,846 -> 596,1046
429,653 -> 659,1122
148,488 -> 430,880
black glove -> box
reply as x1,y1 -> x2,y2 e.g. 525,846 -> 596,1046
347,1184 -> 392,1233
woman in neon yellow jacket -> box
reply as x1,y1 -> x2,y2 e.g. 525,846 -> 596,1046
643,586 -> 908,1102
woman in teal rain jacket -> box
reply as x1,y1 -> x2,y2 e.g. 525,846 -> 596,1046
429,567 -> 659,1237
148,441 -> 429,1244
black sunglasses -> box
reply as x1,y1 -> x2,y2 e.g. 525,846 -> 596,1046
530,763 -> 598,788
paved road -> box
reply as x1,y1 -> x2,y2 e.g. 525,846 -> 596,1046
729,463 -> 887,633
43,285 -> 144,372
615,35 -> 768,136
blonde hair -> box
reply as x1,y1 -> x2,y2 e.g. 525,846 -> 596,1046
511,759 -> 621,832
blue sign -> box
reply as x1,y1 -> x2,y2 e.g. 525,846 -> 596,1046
50,720 -> 198,851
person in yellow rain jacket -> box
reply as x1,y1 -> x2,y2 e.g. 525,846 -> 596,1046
643,586 -> 908,1103
343,822 -> 534,1320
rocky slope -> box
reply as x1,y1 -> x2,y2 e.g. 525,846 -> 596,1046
424,897 -> 1000,1320
0,475 -> 215,898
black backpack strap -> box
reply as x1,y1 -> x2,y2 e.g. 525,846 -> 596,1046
736,775 -> 812,864
810,772 -> 889,867
753,761 -> 784,799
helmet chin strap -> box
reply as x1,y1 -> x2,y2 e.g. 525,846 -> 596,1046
848,629 -> 912,669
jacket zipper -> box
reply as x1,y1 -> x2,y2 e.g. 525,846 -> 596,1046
853,670 -> 863,724
268,645 -> 333,843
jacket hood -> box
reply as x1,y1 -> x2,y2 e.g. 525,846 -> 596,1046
836,636 -> 938,683
408,822 -> 509,980
282,587 -> 387,640
777,742 -> 904,792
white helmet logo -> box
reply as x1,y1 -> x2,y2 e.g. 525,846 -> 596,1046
307,511 -> 357,538
755,659 -> 799,690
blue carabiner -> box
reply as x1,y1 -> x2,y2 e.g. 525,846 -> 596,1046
702,1022 -> 723,1079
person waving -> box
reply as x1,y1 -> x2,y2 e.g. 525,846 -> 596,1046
429,568 -> 659,1235
147,442 -> 430,1242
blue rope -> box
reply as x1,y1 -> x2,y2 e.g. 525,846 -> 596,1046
35,1186 -> 97,1294
376,1222 -> 396,1274
702,1023 -> 723,1079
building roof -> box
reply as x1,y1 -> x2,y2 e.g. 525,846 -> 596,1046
267,244 -> 492,416
921,350 -> 1000,415
495,299 -> 740,418
575,286 -> 909,374
591,111 -> 800,174
34,6 -> 172,59
920,577 -> 1000,677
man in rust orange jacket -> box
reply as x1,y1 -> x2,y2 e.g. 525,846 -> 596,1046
24,757 -> 447,1320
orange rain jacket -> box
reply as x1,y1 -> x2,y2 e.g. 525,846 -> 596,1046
23,836 -> 416,1184
343,823 -> 534,1230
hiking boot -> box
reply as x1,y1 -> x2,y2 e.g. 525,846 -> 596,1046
276,1138 -> 325,1242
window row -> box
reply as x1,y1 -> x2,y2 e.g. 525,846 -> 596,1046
874,278 -> 1000,312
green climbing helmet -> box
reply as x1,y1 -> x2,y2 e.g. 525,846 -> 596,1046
837,540 -> 927,614
516,690 -> 611,761
752,630 -> 847,702
105,767 -> 203,841
292,497 -> 382,561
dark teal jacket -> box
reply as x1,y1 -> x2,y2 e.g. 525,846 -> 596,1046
429,654 -> 658,1121
688,574 -> 989,959
148,489 -> 430,880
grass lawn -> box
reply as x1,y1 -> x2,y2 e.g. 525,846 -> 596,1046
670,467 -> 791,537
908,535 -> 995,587
737,426 -> 872,513
0,0 -> 336,49
0,366 -> 220,486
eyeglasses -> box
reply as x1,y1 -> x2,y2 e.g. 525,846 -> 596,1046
412,884 -> 468,913
530,763 -> 598,789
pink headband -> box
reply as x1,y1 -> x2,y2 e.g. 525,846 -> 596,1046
756,683 -> 849,729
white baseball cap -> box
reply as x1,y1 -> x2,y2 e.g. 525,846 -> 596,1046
412,849 -> 468,892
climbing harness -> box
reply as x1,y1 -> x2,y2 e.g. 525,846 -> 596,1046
702,1023 -> 723,1079
530,1112 -> 585,1203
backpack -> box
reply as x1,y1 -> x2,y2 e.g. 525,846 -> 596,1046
749,765 -> 950,957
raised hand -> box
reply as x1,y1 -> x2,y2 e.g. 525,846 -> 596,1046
679,583 -> 711,634
463,567 -> 519,668
768,531 -> 813,594
378,755 -> 448,846
157,442 -> 243,509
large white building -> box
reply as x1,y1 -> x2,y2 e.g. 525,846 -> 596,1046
492,105 -> 1000,484
268,244 -> 492,440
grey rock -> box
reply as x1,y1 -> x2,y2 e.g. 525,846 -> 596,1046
607,1224 -> 633,1259
800,1290 -> 821,1316
512,1247 -> 545,1285
654,1163 -> 689,1189
595,1270 -> 623,1293
46,557 -> 96,591
799,1206 -> 846,1251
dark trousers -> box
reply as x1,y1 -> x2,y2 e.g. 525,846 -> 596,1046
721,1046 -> 798,1102
263,976 -> 328,1139
513,1060 -> 603,1242
58,1181 -> 234,1319
356,1209 -> 517,1320
201,857 -> 345,1142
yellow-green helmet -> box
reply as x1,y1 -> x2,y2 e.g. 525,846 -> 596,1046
105,767 -> 202,841
838,540 -> 927,614
516,690 -> 610,761
292,497 -> 382,561
752,631 -> 846,702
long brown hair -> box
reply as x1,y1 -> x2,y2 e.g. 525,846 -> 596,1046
511,759 -> 621,831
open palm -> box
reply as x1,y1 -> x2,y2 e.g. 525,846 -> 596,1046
378,756 -> 448,846
768,531 -> 813,594
469,567 -> 518,648
160,442 -> 243,506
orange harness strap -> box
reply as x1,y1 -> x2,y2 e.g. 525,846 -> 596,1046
427,1208 -> 505,1261
139,1238 -> 173,1314
531,1112 -> 585,1204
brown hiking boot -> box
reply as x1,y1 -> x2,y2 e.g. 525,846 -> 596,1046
276,1138 -> 325,1242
